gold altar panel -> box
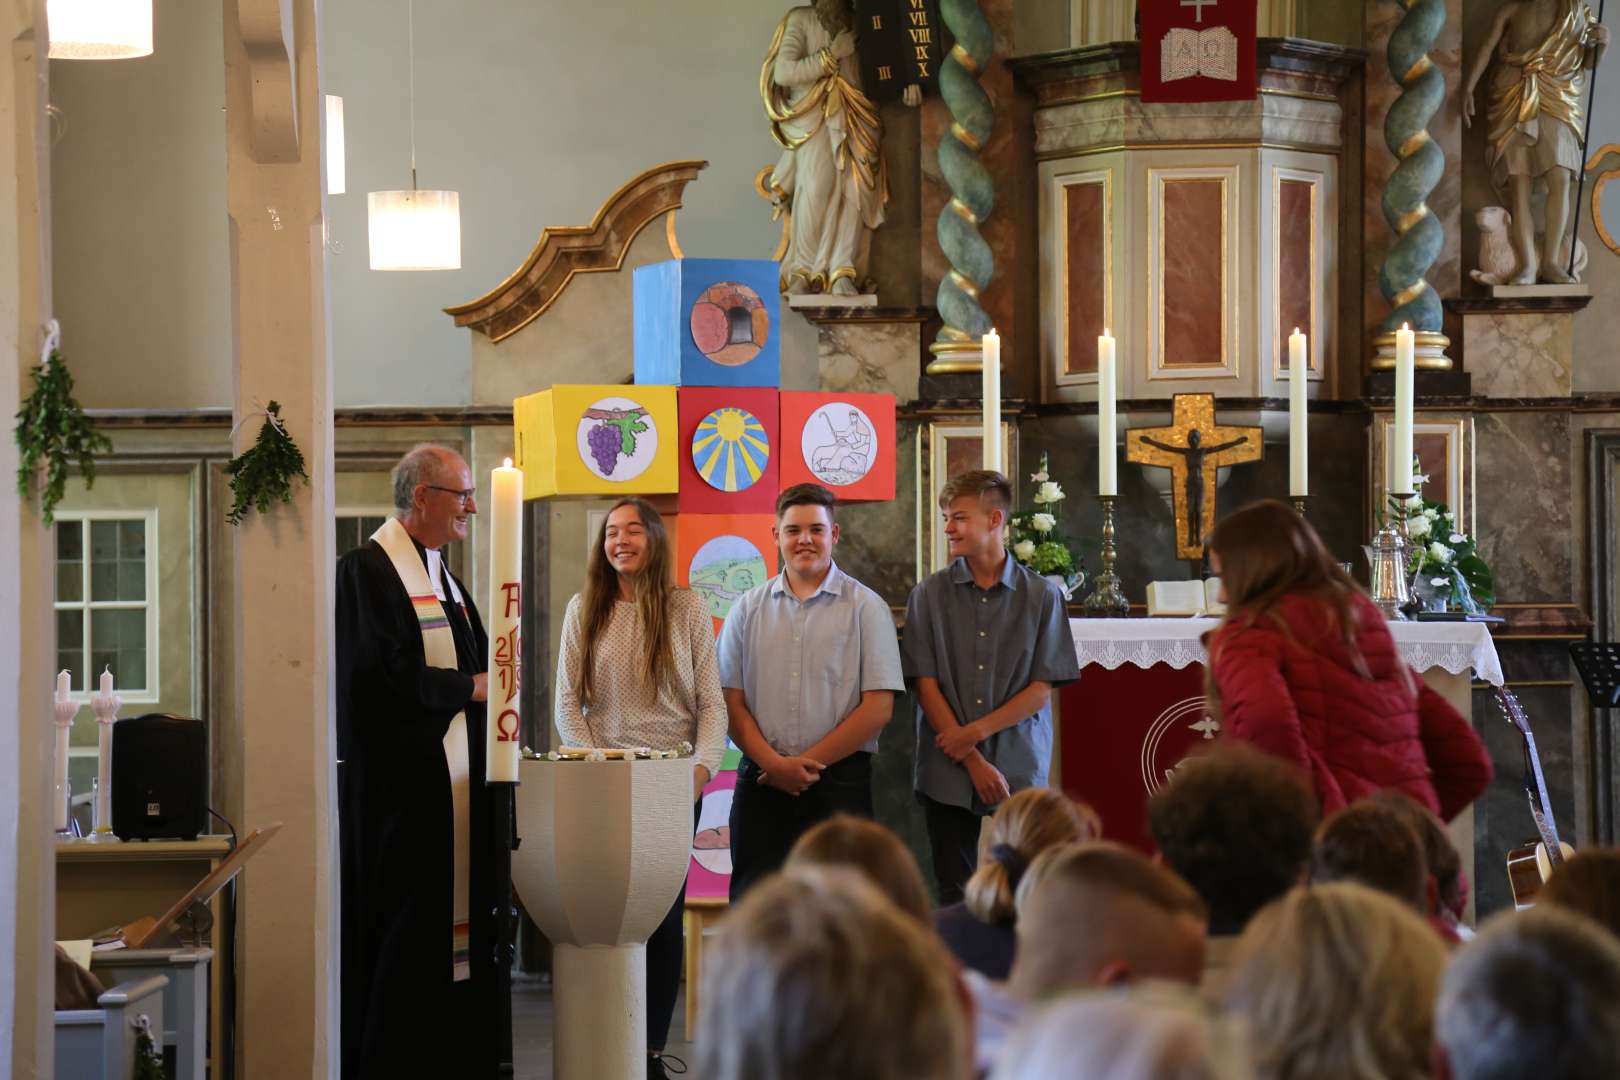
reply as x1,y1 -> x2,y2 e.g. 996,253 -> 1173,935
1372,414 -> 1473,536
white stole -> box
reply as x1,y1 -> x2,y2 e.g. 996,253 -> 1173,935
371,517 -> 472,981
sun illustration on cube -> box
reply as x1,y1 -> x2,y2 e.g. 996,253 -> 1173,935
692,407 -> 769,492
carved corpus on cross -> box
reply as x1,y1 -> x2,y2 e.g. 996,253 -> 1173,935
1126,393 -> 1263,561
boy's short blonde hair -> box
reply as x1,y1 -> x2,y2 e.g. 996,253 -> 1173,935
937,469 -> 1012,513
697,865 -> 970,1080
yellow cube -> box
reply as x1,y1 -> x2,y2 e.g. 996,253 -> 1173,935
513,385 -> 680,498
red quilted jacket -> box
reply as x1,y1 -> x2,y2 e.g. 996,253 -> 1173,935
1207,590 -> 1492,821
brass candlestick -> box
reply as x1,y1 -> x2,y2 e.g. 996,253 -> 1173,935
1292,495 -> 1308,517
1081,495 -> 1131,616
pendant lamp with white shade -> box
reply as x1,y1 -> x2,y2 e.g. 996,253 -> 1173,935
47,0 -> 154,59
368,0 -> 461,271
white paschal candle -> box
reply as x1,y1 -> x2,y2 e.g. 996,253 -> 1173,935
1098,329 -> 1118,496
981,328 -> 1002,473
1289,328 -> 1309,497
487,458 -> 523,783
1392,323 -> 1416,496
92,667 -> 119,835
53,670 -> 74,832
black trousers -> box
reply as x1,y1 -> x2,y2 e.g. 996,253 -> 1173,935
920,793 -> 985,906
729,752 -> 874,902
646,800 -> 700,1052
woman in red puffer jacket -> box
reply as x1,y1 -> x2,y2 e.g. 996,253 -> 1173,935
1205,501 -> 1492,821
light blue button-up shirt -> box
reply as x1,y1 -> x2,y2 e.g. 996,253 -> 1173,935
717,561 -> 905,756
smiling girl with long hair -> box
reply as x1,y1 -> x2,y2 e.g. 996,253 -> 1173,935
556,496 -> 726,1078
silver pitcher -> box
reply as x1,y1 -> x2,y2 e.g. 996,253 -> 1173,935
1363,522 -> 1410,620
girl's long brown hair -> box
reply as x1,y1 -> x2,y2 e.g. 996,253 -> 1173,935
1208,500 -> 1367,677
578,497 -> 676,707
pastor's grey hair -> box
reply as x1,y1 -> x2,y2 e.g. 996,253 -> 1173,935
391,444 -> 455,513
1435,906 -> 1620,1080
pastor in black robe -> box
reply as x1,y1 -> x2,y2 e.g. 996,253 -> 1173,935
336,535 -> 497,1079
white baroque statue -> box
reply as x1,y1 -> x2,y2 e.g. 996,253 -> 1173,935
761,0 -> 919,297
1462,0 -> 1608,284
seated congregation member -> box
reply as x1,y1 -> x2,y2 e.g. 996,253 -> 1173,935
1309,800 -> 1430,913
554,496 -> 727,1079
1147,743 -> 1319,991
904,470 -> 1080,903
1434,906 -> 1620,1080
1206,500 -> 1492,819
785,813 -> 932,923
696,865 -> 970,1080
935,787 -> 1100,980
1224,883 -> 1446,1080
718,483 -> 905,900
1368,789 -> 1470,941
1539,849 -> 1620,940
970,841 -> 1208,1074
991,983 -> 1255,1080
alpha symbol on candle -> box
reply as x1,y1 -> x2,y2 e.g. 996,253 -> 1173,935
501,581 -> 520,620
493,626 -> 521,704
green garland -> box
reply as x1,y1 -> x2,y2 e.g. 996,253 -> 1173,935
14,346 -> 111,526
225,401 -> 309,525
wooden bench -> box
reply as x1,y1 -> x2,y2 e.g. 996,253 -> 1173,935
55,973 -> 168,1079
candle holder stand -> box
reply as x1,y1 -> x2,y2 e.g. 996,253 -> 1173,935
1080,495 -> 1131,617
1292,495 -> 1309,518
89,677 -> 121,841
53,687 -> 76,835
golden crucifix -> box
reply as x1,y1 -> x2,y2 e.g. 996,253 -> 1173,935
1126,394 -> 1263,560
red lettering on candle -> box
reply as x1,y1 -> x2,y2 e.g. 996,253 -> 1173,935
495,709 -> 520,742
493,626 -> 521,703
501,581 -> 521,619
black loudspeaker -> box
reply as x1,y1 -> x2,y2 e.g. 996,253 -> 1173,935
111,713 -> 208,841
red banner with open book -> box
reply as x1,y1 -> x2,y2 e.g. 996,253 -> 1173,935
1139,0 -> 1258,104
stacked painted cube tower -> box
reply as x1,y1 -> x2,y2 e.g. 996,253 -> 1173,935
513,258 -> 898,897
513,257 -> 897,635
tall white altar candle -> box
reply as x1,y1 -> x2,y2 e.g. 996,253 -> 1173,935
1098,329 -> 1118,497
981,329 -> 1002,473
487,458 -> 523,784
91,667 -> 120,836
1392,323 -> 1416,497
1289,328 -> 1309,497
53,670 -> 74,832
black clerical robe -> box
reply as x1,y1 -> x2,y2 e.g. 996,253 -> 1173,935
336,537 -> 497,1079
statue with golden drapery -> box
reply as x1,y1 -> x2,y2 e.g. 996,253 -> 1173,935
1463,0 -> 1609,284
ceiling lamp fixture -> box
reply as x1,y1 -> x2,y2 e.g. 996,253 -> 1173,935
47,0 -> 154,60
367,0 -> 460,271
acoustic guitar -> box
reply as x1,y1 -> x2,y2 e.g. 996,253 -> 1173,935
1496,689 -> 1574,909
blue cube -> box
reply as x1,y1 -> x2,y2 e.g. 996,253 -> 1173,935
633,258 -> 782,388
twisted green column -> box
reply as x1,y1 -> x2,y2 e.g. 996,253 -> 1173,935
927,0 -> 996,372
1375,0 -> 1451,368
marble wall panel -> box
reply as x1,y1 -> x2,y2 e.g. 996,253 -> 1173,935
1161,180 -> 1227,368
1279,178 -> 1316,351
1066,181 -> 1106,376
1033,95 -> 1344,159
1463,312 -> 1575,398
1473,410 -> 1574,603
834,418 -> 920,607
816,319 -> 923,402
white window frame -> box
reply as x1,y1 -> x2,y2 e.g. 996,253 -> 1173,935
54,509 -> 161,705
337,507 -> 396,543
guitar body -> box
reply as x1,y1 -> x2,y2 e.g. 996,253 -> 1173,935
1497,688 -> 1574,909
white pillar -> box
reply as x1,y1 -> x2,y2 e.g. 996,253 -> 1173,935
223,0 -> 337,1075
0,2 -> 59,1073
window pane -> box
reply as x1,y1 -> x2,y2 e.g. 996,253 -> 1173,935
56,609 -> 84,688
118,521 -> 146,601
90,521 -> 118,600
56,522 -> 83,602
335,518 -> 359,557
90,609 -> 147,692
361,515 -> 386,537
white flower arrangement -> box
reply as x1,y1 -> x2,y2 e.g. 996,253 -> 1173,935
1033,481 -> 1064,505
1006,453 -> 1087,594
1391,457 -> 1495,611
1013,539 -> 1037,561
1031,512 -> 1056,533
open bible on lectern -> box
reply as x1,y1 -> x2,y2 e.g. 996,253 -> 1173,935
99,822 -> 283,949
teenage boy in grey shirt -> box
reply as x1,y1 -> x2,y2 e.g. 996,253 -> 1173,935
718,483 -> 905,900
903,469 -> 1079,903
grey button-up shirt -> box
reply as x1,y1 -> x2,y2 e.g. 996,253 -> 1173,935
718,561 -> 905,756
903,554 -> 1080,811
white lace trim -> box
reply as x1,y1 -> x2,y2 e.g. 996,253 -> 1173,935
1069,618 -> 1504,687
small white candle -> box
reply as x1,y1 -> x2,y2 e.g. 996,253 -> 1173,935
53,671 -> 74,832
981,329 -> 1002,473
1098,329 -> 1118,497
1289,328 -> 1309,498
1392,323 -> 1416,497
486,457 -> 523,784
91,666 -> 120,836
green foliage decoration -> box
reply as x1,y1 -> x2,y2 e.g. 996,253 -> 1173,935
14,343 -> 111,526
225,401 -> 309,525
